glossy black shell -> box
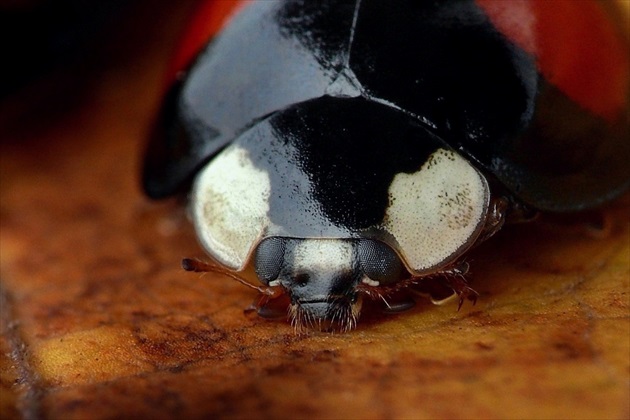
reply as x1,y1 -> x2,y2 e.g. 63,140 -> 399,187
144,0 -> 629,211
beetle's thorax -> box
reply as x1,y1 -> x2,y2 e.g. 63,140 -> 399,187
190,100 -> 492,278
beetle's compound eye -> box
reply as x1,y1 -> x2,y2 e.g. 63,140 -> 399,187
357,240 -> 408,285
254,237 -> 287,285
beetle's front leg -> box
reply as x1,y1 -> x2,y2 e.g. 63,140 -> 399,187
477,196 -> 541,246
477,197 -> 508,244
245,287 -> 289,320
440,261 -> 479,310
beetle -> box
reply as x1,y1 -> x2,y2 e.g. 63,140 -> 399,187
144,0 -> 629,331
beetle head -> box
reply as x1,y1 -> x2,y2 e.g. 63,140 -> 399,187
254,237 -> 408,331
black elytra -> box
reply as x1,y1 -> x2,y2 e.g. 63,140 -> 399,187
148,1 -> 629,330
144,0 -> 629,213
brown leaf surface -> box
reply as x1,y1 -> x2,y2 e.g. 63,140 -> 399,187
1,2 -> 629,419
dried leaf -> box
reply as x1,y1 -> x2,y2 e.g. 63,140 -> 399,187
1,2 -> 628,419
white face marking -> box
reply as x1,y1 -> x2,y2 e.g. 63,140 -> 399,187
290,240 -> 354,275
382,148 -> 489,273
191,144 -> 271,269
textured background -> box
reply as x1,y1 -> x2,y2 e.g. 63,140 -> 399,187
1,1 -> 628,418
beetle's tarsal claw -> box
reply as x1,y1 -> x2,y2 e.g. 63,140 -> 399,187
454,283 -> 479,311
437,262 -> 479,310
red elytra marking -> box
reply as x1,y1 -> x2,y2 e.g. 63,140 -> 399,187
477,0 -> 629,122
166,0 -> 251,84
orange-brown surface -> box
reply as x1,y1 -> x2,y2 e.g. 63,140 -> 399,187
1,2 -> 629,419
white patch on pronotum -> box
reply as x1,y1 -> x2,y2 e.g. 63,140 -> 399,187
383,148 -> 489,273
191,144 -> 271,269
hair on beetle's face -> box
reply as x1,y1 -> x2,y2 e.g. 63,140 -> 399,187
254,237 -> 409,331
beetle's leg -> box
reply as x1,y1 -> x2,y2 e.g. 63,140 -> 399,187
539,209 -> 612,239
477,196 -> 540,245
183,257 -> 288,319
247,290 -> 290,320
357,258 -> 478,312
571,210 -> 612,239
380,294 -> 416,313
355,281 -> 416,314
476,196 -> 508,244
443,275 -> 479,310
439,261 -> 478,310
505,198 -> 540,224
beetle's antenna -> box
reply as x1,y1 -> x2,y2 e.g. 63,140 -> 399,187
182,258 -> 277,296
